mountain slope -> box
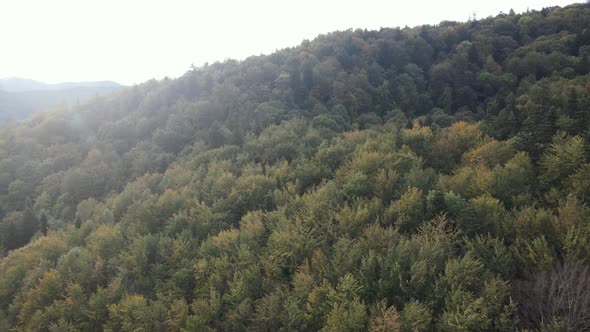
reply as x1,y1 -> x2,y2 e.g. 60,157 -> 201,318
0,3 -> 590,331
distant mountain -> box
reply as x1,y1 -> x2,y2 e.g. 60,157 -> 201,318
0,78 -> 53,92
0,78 -> 122,92
0,78 -> 124,122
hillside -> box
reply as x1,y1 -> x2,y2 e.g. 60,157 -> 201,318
0,79 -> 123,122
1,3 -> 590,330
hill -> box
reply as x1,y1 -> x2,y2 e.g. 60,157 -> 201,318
0,78 -> 122,92
0,78 -> 123,122
1,3 -> 590,330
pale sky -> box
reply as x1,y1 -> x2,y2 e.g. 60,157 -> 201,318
0,0 -> 581,85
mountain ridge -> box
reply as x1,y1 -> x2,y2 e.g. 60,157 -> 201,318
0,77 -> 123,92
0,78 -> 124,122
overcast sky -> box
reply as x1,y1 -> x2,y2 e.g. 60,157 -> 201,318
0,0 -> 582,85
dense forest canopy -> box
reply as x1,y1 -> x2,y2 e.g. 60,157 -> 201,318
1,3 -> 590,331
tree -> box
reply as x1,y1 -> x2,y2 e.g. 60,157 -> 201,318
568,163 -> 590,203
386,187 -> 424,233
430,121 -> 483,172
39,213 -> 48,236
369,302 -> 401,332
107,294 -> 166,331
491,152 -> 534,207
513,263 -> 590,331
206,121 -> 226,148
322,274 -> 368,332
399,300 -> 432,332
576,94 -> 590,138
458,195 -> 509,237
1,221 -> 19,251
539,133 -> 586,189
566,87 -> 583,135
18,269 -> 63,327
22,197 -> 39,240
516,81 -> 557,161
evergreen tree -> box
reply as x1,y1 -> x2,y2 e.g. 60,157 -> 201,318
2,221 -> 19,251
39,213 -> 48,236
568,88 -> 589,136
21,197 -> 39,244
517,81 -> 557,161
577,95 -> 590,141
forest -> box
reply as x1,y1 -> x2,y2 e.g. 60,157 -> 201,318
1,3 -> 590,331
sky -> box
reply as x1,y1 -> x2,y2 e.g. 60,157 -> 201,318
0,0 -> 582,85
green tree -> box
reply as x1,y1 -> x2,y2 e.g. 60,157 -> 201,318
322,274 -> 368,332
386,187 -> 424,233
39,213 -> 48,235
539,132 -> 586,190
516,81 -> 557,161
107,294 -> 166,331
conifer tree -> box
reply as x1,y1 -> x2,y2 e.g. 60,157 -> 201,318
39,213 -> 48,236
517,81 -> 557,161
21,197 -> 39,244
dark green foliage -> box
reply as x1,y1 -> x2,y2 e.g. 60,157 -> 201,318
516,80 -> 558,161
39,213 -> 48,236
1,3 -> 590,331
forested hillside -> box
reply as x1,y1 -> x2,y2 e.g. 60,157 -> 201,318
1,3 -> 590,331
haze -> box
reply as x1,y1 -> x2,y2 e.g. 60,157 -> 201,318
0,0 -> 581,85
